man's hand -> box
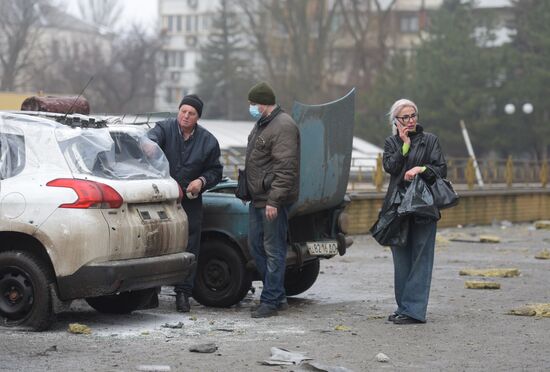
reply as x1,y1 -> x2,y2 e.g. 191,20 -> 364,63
265,205 -> 278,221
186,179 -> 203,198
141,141 -> 158,157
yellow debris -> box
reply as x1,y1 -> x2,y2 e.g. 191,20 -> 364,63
465,281 -> 500,289
534,220 -> 550,230
459,268 -> 520,277
508,303 -> 550,318
479,235 -> 500,243
535,250 -> 550,260
68,323 -> 91,334
436,234 -> 449,245
334,325 -> 351,331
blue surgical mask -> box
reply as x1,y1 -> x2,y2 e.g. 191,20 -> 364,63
249,104 -> 262,120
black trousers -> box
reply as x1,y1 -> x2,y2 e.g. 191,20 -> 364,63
174,197 -> 202,296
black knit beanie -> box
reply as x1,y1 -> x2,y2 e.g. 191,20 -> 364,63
179,94 -> 203,117
247,82 -> 276,105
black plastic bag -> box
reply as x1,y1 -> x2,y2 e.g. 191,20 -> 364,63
397,176 -> 440,220
235,168 -> 250,201
370,190 -> 409,248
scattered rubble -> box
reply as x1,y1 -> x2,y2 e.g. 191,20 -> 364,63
508,304 -> 550,318
534,220 -> 550,230
459,268 -> 520,277
534,250 -> 550,259
68,323 -> 91,335
465,281 -> 501,289
189,343 -> 218,353
376,353 -> 390,363
261,347 -> 312,366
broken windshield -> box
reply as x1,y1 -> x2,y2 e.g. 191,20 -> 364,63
55,126 -> 169,180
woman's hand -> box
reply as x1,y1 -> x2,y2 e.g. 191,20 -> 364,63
396,121 -> 411,145
404,166 -> 424,181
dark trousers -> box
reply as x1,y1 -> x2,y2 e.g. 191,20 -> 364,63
174,197 -> 202,296
391,218 -> 437,322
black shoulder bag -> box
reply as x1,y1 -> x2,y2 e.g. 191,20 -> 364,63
235,168 -> 251,201
426,166 -> 459,209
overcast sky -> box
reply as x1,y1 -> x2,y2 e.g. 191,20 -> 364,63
64,0 -> 159,31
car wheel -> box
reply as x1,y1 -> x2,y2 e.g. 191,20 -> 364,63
0,251 -> 54,331
284,258 -> 320,296
85,288 -> 156,314
193,240 -> 251,307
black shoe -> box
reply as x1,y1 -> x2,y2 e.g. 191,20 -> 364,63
175,293 -> 190,313
392,314 -> 423,324
388,313 -> 398,322
250,302 -> 288,312
251,304 -> 278,318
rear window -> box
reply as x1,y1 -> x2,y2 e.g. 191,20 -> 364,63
0,132 -> 26,180
55,126 -> 170,180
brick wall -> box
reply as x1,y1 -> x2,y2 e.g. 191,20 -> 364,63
346,188 -> 550,234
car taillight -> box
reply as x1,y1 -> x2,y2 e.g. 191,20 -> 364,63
177,184 -> 183,204
46,178 -> 123,209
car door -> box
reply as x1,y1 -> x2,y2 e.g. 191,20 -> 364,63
289,89 -> 355,217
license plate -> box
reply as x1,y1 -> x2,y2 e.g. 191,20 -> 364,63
307,241 -> 338,256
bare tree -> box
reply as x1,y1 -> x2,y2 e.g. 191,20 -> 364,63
78,0 -> 122,29
236,0 -> 339,105
0,0 -> 51,91
336,0 -> 397,91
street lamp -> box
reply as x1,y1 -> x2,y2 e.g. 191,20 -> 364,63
504,102 -> 534,116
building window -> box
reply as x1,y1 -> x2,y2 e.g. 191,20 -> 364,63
164,51 -> 185,68
166,87 -> 183,104
400,14 -> 419,33
176,15 -> 182,32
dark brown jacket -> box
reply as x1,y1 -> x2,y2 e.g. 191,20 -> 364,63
245,106 -> 300,208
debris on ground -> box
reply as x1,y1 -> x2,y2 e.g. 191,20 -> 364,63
534,249 -> 550,259
334,325 -> 351,331
534,220 -> 550,230
436,234 -> 449,245
136,365 -> 171,371
459,268 -> 520,277
161,322 -> 184,329
465,281 -> 501,289
261,347 -> 313,366
189,342 -> 218,353
376,352 -> 390,363
479,235 -> 501,243
304,361 -> 354,371
508,303 -> 550,318
68,323 -> 91,334
35,345 -> 57,356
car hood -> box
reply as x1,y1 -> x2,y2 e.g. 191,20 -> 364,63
290,89 -> 355,217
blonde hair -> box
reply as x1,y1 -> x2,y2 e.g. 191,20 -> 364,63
388,99 -> 418,135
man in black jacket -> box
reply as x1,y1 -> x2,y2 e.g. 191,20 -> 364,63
147,94 -> 223,312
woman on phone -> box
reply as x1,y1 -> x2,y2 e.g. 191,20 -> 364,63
380,98 -> 447,324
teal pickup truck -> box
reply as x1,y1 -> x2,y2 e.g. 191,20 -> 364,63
194,90 -> 356,307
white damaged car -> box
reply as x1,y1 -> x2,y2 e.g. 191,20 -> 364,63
0,112 -> 194,331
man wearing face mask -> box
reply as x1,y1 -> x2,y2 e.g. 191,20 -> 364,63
147,94 -> 223,313
244,81 -> 300,318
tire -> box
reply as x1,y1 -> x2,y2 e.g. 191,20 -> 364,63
192,240 -> 251,307
85,288 -> 156,314
0,251 -> 54,331
284,258 -> 320,296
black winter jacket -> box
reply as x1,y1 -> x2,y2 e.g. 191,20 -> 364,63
381,124 -> 447,214
147,118 -> 223,196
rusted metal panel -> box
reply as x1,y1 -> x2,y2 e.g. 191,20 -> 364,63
21,95 -> 90,114
290,89 -> 355,216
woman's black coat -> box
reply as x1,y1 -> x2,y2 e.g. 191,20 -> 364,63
380,124 -> 447,215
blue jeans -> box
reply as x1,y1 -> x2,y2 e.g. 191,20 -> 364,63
391,218 -> 437,322
248,204 -> 289,308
